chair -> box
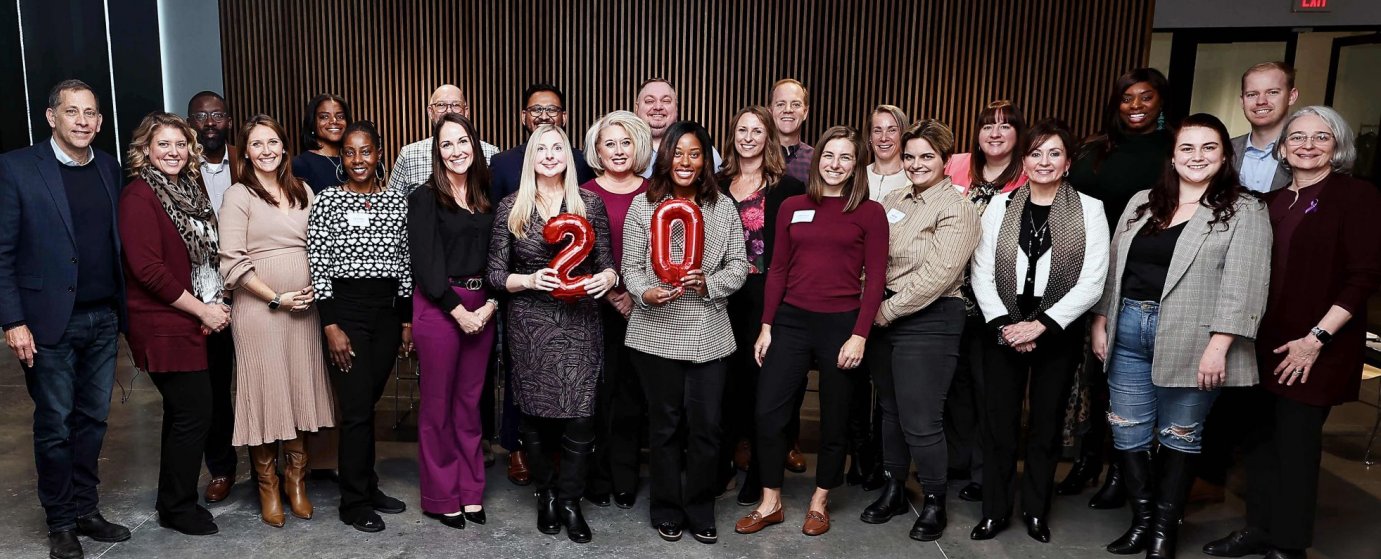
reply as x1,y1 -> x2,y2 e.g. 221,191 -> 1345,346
393,355 -> 420,429
1363,333 -> 1380,466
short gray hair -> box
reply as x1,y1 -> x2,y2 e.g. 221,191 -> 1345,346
48,79 -> 100,112
1276,105 -> 1356,173
584,110 -> 654,175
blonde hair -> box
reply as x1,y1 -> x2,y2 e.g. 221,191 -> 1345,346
584,110 -> 653,175
126,111 -> 203,181
508,124 -> 586,237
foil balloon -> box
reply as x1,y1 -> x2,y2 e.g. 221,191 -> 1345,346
543,213 -> 595,303
650,198 -> 705,287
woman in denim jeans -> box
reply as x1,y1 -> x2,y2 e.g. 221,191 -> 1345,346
1090,113 -> 1271,559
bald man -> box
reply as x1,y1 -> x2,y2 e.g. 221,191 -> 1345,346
388,84 -> 501,194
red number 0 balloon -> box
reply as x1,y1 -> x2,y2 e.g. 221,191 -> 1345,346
650,198 -> 705,287
542,213 -> 595,303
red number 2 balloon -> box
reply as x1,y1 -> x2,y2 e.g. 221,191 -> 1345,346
542,213 -> 594,303
650,198 -> 705,287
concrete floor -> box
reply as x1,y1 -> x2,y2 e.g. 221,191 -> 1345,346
1,351 -> 1379,559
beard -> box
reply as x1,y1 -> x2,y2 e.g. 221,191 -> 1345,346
200,133 -> 226,153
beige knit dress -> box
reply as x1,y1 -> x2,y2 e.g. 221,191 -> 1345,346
219,184 -> 335,446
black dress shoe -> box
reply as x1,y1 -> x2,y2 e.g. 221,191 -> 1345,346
76,512 -> 131,542
424,511 -> 466,529
557,499 -> 592,543
859,470 -> 908,524
1023,513 -> 1051,543
909,493 -> 946,542
613,492 -> 636,509
47,530 -> 82,559
969,517 -> 1008,540
536,490 -> 561,535
348,511 -> 385,533
463,509 -> 486,525
585,492 -> 611,507
656,521 -> 683,542
691,526 -> 717,544
1264,549 -> 1305,559
958,482 -> 983,502
1203,529 -> 1269,557
158,512 -> 219,536
371,491 -> 406,514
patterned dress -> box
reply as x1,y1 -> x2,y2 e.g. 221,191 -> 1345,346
486,189 -> 614,418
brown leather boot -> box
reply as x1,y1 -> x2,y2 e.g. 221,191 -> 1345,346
282,436 -> 313,519
250,445 -> 285,527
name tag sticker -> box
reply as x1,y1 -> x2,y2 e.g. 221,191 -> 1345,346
791,210 -> 816,223
886,208 -> 906,224
346,211 -> 371,228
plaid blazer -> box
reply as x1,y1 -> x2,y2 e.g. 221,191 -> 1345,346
1096,190 -> 1272,387
622,194 -> 749,363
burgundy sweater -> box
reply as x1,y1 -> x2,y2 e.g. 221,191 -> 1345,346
762,195 -> 889,337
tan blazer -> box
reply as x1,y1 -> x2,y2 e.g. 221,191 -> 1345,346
1096,189 -> 1272,388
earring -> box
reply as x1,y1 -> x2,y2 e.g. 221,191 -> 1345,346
1157,113 -> 1166,130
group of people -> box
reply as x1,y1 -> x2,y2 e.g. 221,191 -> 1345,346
1,60 -> 1377,559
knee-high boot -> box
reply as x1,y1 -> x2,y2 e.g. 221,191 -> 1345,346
1147,448 -> 1192,559
521,430 -> 560,535
557,434 -> 594,543
1106,450 -> 1154,554
250,445 -> 285,527
282,435 -> 313,519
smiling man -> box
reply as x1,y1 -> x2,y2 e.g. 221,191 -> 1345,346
1233,61 -> 1298,192
634,78 -> 720,179
488,83 -> 594,201
387,84 -> 501,194
771,78 -> 813,184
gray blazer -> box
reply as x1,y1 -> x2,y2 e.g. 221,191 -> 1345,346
1096,190 -> 1272,387
1231,133 -> 1291,192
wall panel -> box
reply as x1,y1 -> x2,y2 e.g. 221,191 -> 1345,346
220,0 -> 1153,163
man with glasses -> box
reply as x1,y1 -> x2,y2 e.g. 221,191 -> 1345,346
387,84 -> 501,194
1232,61 -> 1298,193
489,83 -> 594,201
633,78 -> 720,179
185,91 -> 242,506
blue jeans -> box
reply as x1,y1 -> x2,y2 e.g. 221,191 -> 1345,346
22,306 -> 119,532
1107,299 -> 1218,453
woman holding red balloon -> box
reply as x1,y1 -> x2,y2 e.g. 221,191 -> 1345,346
736,126 -> 889,537
622,121 -> 749,544
485,124 -> 617,544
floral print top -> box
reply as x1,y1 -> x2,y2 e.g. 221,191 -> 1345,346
735,188 -> 768,274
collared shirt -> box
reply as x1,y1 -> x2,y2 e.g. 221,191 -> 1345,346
878,177 -> 981,324
782,142 -> 814,185
200,156 -> 234,215
1239,140 -> 1280,193
386,137 -> 501,195
50,137 -> 94,167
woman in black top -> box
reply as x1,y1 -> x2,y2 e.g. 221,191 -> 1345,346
1061,68 -> 1175,507
408,113 -> 498,530
293,94 -> 352,194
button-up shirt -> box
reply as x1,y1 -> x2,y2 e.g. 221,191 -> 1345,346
50,137 -> 93,167
1239,140 -> 1280,193
386,137 -> 501,194
782,142 -> 814,184
877,177 -> 981,324
200,156 -> 234,214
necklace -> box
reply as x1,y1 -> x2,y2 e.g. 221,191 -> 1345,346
1025,204 -> 1050,257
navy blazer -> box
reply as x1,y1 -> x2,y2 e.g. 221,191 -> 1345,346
488,143 -> 595,204
0,141 -> 126,345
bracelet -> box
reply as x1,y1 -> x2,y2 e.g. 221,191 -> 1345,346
485,298 -> 499,308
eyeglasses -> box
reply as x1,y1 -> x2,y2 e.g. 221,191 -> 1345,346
1285,132 -> 1334,146
525,105 -> 564,116
430,101 -> 468,112
189,111 -> 229,123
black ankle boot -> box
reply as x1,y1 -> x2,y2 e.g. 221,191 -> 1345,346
859,470 -> 908,524
1147,448 -> 1192,559
1106,450 -> 1154,554
536,489 -> 560,534
1089,458 -> 1127,509
557,499 -> 592,543
1056,455 -> 1101,495
909,493 -> 947,541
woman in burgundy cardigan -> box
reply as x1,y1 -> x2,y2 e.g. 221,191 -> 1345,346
118,112 -> 229,537
1205,106 -> 1381,559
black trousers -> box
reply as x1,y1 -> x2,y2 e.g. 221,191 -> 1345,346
149,370 -> 213,520
520,415 -> 595,499
203,329 -> 237,479
630,350 -> 726,530
870,298 -> 965,495
590,306 -> 644,496
945,315 -> 987,483
1243,389 -> 1332,551
980,318 -> 1083,519
723,275 -> 764,475
1196,386 -> 1255,486
756,304 -> 860,489
327,279 -> 403,522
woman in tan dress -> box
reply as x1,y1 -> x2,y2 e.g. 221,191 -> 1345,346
219,114 -> 335,527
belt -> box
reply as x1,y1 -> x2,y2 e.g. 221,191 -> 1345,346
449,276 -> 485,291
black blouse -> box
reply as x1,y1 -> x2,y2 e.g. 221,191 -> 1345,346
1017,201 -> 1053,316
1121,221 -> 1187,303
407,186 -> 494,312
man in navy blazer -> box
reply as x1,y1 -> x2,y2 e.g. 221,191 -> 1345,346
488,83 -> 594,203
0,79 -> 131,559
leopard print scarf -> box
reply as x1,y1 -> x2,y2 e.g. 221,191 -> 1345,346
992,182 -> 1085,322
140,167 -> 221,302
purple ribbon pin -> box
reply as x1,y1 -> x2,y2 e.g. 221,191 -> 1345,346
1305,199 -> 1319,214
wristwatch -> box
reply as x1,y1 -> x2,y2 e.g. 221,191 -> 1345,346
1309,326 -> 1332,345
268,293 -> 282,310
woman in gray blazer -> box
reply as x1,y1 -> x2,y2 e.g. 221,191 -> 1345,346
1091,113 -> 1271,559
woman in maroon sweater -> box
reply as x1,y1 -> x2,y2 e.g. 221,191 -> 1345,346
736,126 -> 889,537
1205,106 -> 1381,559
118,112 -> 230,536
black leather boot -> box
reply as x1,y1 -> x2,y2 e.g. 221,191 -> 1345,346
859,470 -> 908,524
1088,456 -> 1127,509
1056,455 -> 1101,495
1146,448 -> 1192,559
557,430 -> 595,543
909,493 -> 947,542
1106,450 -> 1154,554
557,498 -> 592,543
536,489 -> 560,535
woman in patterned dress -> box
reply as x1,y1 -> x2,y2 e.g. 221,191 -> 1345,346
486,124 -> 618,544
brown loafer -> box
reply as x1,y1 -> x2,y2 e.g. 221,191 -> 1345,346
786,445 -> 808,473
507,450 -> 531,486
802,509 -> 830,536
203,476 -> 233,503
734,507 -> 784,534
733,440 -> 751,472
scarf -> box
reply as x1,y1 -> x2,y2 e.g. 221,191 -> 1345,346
992,182 -> 1085,322
141,167 -> 222,302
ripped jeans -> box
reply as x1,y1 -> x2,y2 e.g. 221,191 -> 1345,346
1106,299 -> 1219,453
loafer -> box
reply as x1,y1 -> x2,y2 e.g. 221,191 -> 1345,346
349,511 -> 385,533
507,451 -> 531,486
158,512 -> 219,536
371,492 -> 406,514
1023,513 -> 1051,543
958,482 -> 983,502
613,492 -> 636,509
76,512 -> 131,542
691,527 -> 718,544
970,517 -> 1009,540
786,447 -> 808,473
1203,529 -> 1269,557
585,492 -> 611,507
203,476 -> 234,503
734,507 -> 783,534
802,509 -> 830,536
656,521 -> 683,542
463,509 -> 486,525
47,529 -> 82,559
424,511 -> 465,529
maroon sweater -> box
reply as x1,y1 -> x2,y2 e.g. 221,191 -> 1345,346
762,195 -> 889,337
118,179 -> 208,373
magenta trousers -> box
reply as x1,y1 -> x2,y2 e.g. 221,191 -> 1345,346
413,286 -> 494,513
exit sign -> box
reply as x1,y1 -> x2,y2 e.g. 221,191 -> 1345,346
1293,0 -> 1329,11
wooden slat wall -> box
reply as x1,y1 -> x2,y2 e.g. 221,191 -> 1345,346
220,0 -> 1152,163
